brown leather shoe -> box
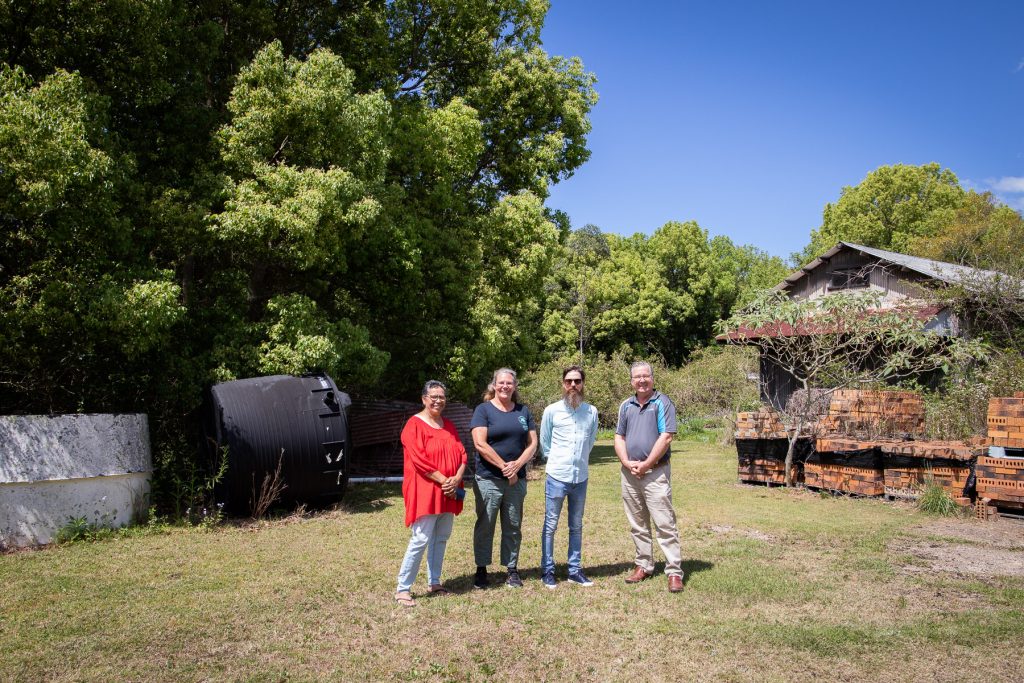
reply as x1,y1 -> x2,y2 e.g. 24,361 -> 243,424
668,575 -> 684,593
624,566 -> 653,584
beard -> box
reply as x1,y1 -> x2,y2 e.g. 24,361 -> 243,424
563,389 -> 584,410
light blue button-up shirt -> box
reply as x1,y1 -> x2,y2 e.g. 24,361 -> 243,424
539,399 -> 599,484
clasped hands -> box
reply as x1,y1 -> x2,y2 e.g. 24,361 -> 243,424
440,476 -> 459,498
500,460 -> 520,485
628,461 -> 652,477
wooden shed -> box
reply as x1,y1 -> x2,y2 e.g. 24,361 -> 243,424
754,241 -> 999,409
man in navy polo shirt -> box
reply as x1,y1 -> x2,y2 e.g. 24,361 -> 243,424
614,361 -> 684,593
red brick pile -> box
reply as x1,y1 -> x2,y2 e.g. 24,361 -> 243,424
818,389 -> 925,438
987,395 -> 1024,449
734,409 -> 787,439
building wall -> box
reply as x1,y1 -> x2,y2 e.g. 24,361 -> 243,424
788,252 -> 931,303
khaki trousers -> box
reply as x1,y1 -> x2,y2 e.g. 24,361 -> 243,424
620,461 -> 682,577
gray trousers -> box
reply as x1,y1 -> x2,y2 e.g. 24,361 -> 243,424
473,475 -> 527,568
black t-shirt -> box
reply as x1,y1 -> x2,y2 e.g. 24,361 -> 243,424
470,401 -> 536,479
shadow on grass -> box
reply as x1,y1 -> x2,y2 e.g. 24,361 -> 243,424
337,481 -> 400,514
590,444 -> 621,466
437,558 -> 715,593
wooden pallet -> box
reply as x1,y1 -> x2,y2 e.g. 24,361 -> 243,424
805,462 -> 885,496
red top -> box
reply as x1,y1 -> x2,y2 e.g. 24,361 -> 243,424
401,415 -> 467,526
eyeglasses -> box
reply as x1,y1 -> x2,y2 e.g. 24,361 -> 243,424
631,374 -> 652,380
563,378 -> 583,385
426,395 -> 447,403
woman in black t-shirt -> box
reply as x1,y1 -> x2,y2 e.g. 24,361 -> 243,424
469,367 -> 537,589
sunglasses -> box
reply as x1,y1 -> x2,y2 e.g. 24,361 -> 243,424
563,378 -> 583,385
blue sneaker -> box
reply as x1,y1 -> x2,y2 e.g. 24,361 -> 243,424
542,571 -> 557,590
567,571 -> 594,587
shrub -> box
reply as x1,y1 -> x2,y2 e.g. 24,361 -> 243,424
658,346 -> 759,420
518,345 -> 759,430
917,482 -> 961,516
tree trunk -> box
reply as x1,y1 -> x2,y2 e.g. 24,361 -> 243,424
784,418 -> 802,487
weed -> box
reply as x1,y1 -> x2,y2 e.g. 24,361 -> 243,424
250,449 -> 288,519
917,482 -> 961,516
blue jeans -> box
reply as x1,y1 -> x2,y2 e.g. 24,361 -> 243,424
541,475 -> 588,575
396,512 -> 455,592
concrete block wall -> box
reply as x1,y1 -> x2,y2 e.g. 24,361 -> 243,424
0,414 -> 152,548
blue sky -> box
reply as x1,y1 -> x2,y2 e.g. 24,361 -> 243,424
540,1 -> 1024,260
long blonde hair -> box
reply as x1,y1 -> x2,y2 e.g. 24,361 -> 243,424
482,367 -> 521,404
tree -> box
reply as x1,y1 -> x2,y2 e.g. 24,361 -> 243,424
910,191 -> 1024,272
0,2 -> 598,508
798,163 -> 965,263
718,290 -> 986,486
540,224 -> 610,360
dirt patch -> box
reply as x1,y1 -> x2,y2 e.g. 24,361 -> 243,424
891,516 -> 1024,577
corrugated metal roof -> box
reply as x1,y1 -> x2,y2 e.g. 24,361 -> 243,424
840,242 -> 1003,284
778,242 -> 1004,291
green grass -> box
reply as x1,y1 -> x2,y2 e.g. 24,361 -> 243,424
2,439 -> 1023,681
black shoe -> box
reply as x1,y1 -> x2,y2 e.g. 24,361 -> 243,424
474,566 -> 489,589
505,568 -> 523,588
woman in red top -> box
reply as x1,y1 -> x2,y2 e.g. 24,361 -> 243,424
394,380 -> 467,607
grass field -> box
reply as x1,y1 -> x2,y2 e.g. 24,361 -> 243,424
2,439 -> 1023,682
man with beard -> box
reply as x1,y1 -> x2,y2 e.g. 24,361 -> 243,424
538,365 -> 599,589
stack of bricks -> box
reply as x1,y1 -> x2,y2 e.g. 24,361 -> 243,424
804,459 -> 885,496
818,389 -> 925,438
878,438 -> 985,500
978,394 -> 1024,509
987,394 -> 1024,449
809,435 -> 885,496
734,409 -> 787,439
735,409 -> 801,485
975,456 -> 1024,508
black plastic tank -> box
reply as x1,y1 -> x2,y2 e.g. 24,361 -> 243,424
205,373 -> 351,514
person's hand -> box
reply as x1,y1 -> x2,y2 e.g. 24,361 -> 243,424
508,472 -> 519,486
629,462 -> 646,477
440,477 -> 457,496
500,460 -> 518,478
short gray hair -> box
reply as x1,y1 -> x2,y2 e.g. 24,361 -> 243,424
629,361 -> 653,379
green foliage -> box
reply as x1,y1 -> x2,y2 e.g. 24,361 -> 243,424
799,163 -> 965,263
923,351 -> 1024,440
541,223 -> 782,366
518,345 -> 759,429
657,345 -> 760,420
909,191 -> 1024,272
54,517 -> 115,544
0,2 -> 601,508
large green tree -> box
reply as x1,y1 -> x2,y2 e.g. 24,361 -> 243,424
0,2 -> 596,461
798,162 -> 965,263
541,222 -> 785,365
